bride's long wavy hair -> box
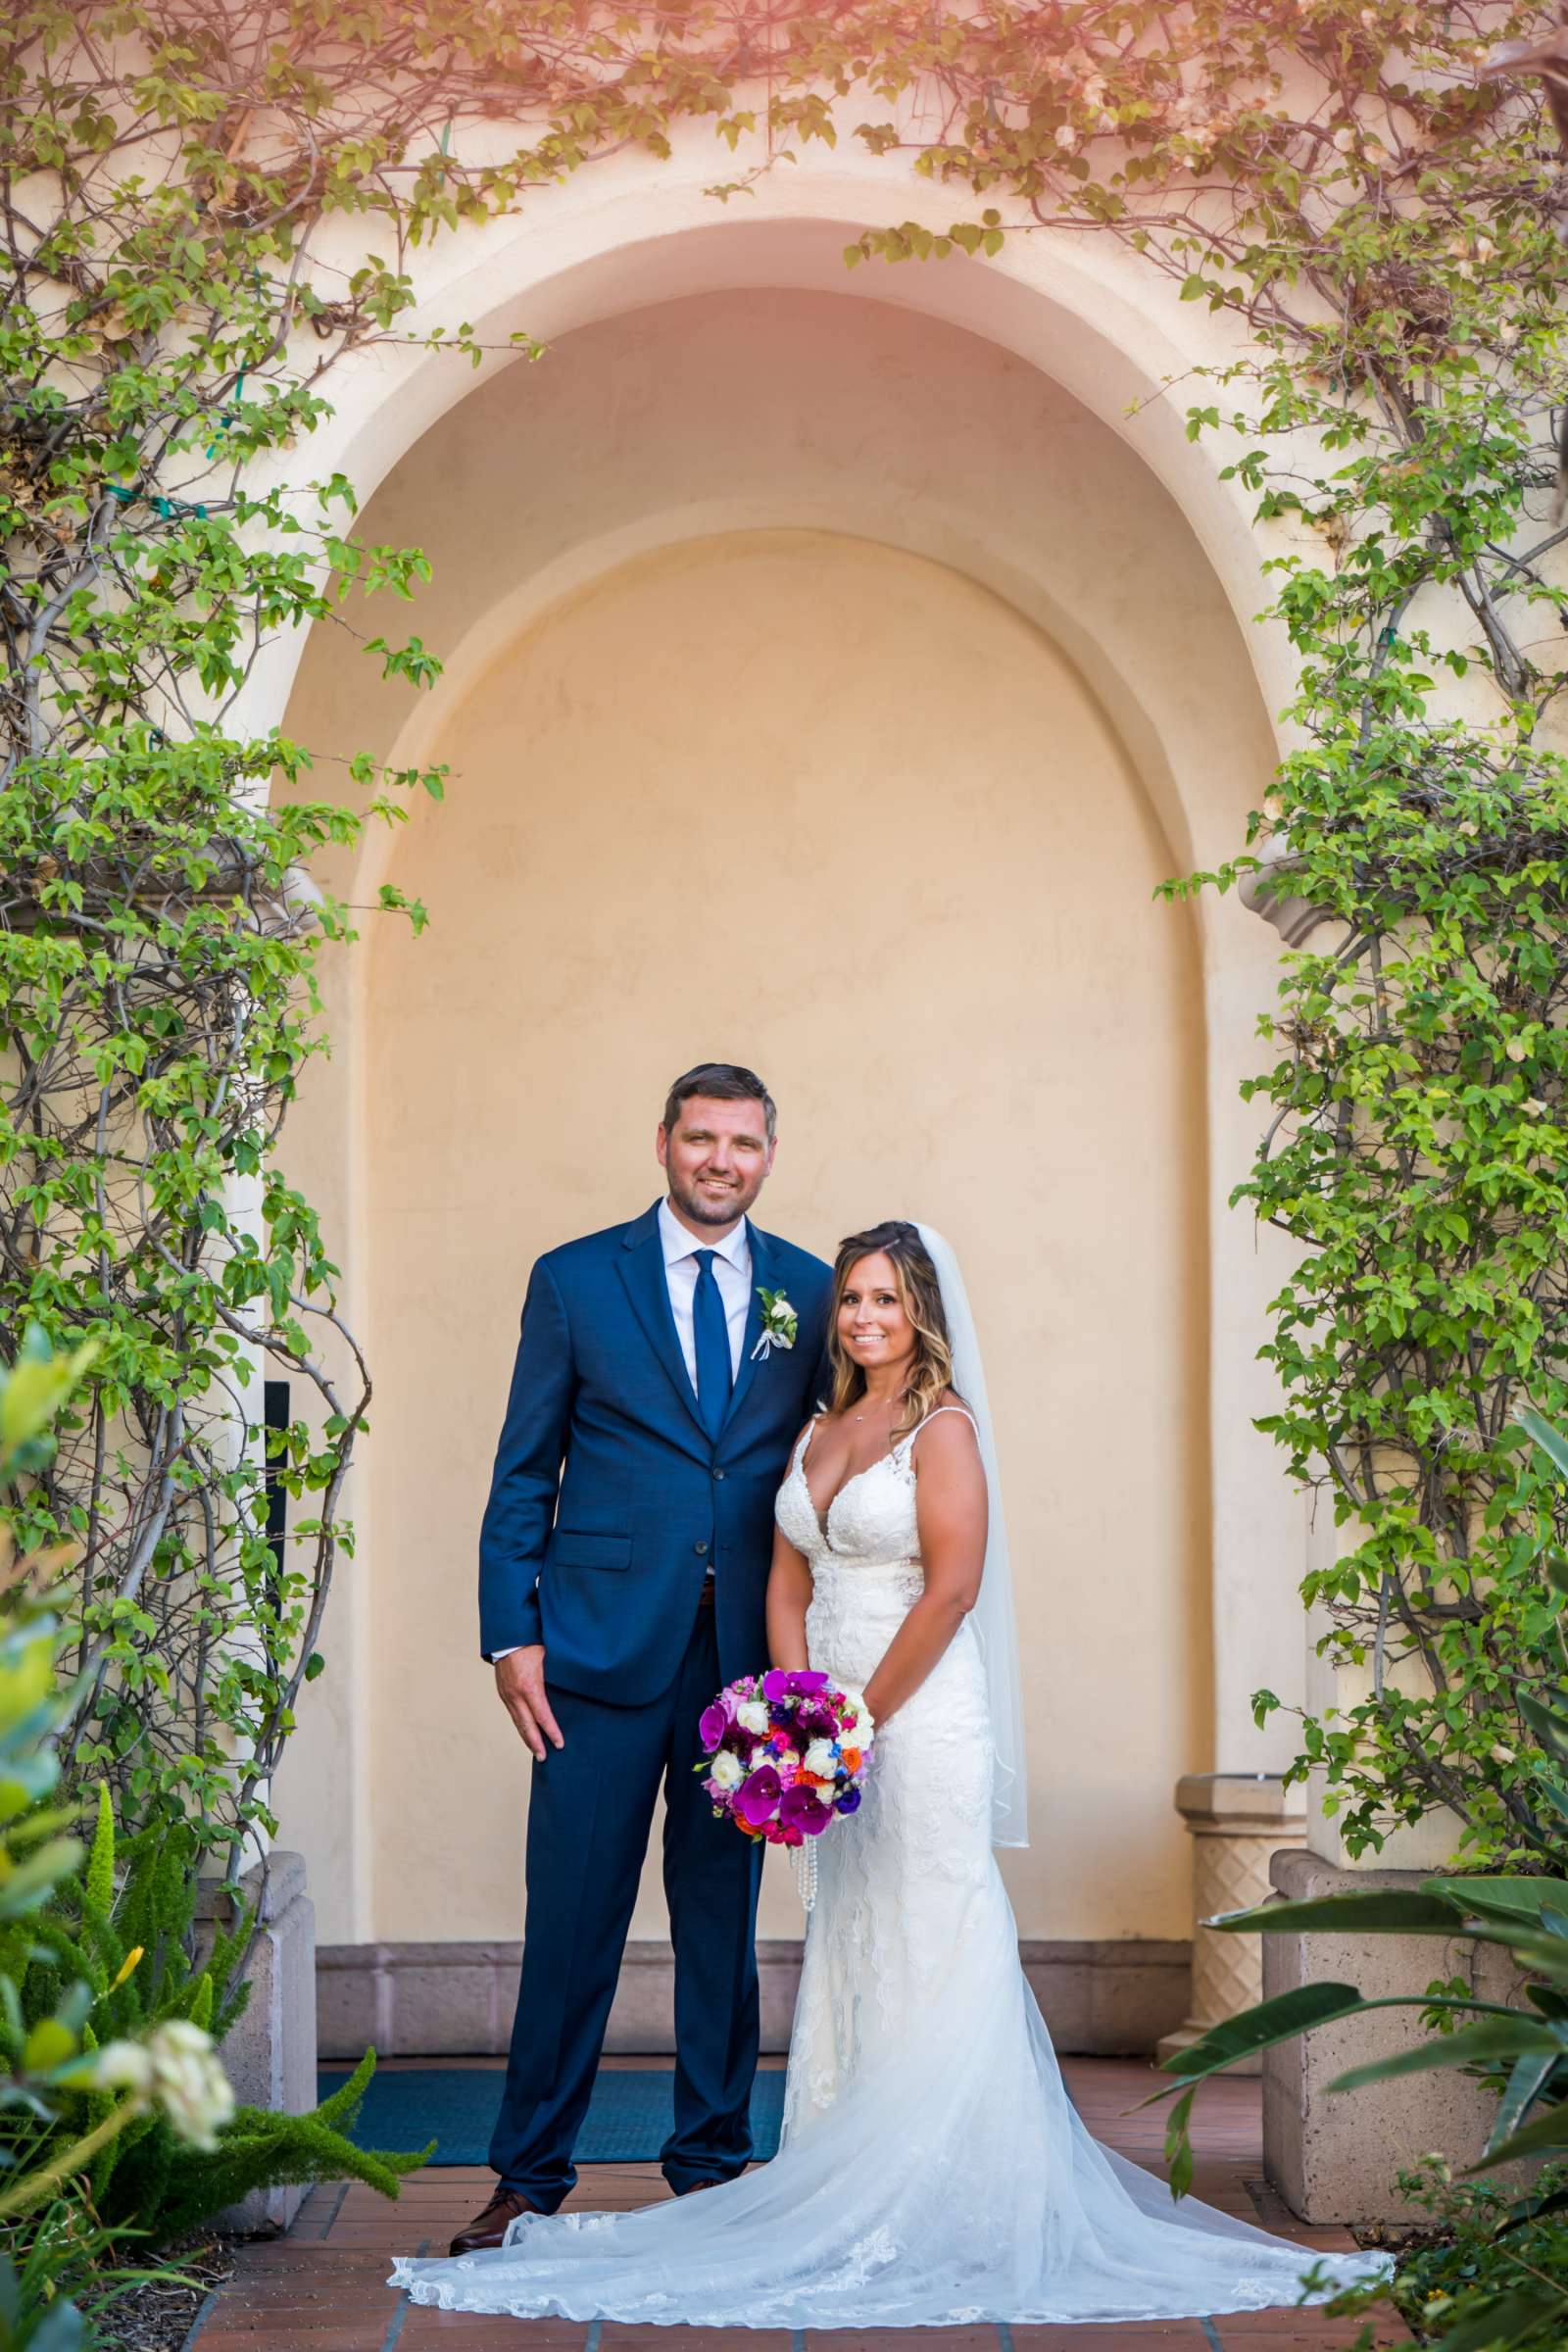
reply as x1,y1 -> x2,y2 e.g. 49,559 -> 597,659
827,1221 -> 959,1439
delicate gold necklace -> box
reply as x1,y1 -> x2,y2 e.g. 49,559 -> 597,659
853,1393 -> 902,1425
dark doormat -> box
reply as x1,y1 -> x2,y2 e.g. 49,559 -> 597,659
317,2064 -> 787,2166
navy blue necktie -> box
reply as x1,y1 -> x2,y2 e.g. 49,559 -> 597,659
692,1250 -> 733,1440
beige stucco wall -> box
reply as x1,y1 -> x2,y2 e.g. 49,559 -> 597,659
352,521 -> 1205,1943
276,284 -> 1298,1949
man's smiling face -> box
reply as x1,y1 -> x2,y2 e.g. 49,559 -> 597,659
658,1095 -> 776,1235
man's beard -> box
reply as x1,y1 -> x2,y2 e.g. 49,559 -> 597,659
668,1170 -> 764,1228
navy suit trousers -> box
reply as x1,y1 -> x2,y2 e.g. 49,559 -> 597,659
489,1603 -> 765,2207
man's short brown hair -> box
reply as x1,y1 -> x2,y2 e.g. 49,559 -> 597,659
662,1063 -> 777,1143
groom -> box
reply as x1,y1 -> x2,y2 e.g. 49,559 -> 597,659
451,1063 -> 832,2253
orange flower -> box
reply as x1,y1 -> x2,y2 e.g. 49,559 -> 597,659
841,1748 -> 861,1773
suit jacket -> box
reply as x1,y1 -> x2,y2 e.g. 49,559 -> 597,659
478,1201 -> 834,1703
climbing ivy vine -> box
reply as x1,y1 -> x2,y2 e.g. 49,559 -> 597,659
5,0 -> 1567,1872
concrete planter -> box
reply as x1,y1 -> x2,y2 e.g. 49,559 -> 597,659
1261,1848 -> 1532,2225
196,1849 -> 317,2234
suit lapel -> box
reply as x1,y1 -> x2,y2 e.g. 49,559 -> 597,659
718,1221 -> 771,1439
617,1205 -> 709,1444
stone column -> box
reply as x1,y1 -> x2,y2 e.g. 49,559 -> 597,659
1155,1773 -> 1306,2075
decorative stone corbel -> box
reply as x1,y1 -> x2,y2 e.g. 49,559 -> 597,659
1238,842 -> 1340,947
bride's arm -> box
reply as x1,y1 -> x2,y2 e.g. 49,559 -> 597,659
766,1521 -> 813,1671
862,1413 -> 987,1731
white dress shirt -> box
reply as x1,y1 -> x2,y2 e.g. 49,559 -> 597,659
658,1197 -> 753,1392
494,1204 -> 753,1659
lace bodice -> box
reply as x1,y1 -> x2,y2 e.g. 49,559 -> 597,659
773,1409 -> 979,1688
773,1407 -> 973,1575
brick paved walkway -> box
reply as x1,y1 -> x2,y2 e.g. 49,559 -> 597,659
183,2060 -> 1398,2352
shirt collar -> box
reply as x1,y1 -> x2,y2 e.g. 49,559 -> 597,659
659,1197 -> 751,1272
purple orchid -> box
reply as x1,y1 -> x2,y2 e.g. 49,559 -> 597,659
736,1765 -> 782,1829
760,1667 -> 833,1701
779,1785 -> 832,1837
698,1693 -> 734,1752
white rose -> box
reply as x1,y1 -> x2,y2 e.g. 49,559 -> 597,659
736,1700 -> 770,1736
710,1750 -> 745,1790
803,1740 -> 837,1780
146,2019 -> 235,2151
837,1687 -> 871,1740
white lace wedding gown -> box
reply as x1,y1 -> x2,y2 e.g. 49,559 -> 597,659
390,1412 -> 1388,2327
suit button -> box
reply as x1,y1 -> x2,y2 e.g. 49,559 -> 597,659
712,1468 -> 725,1482
695,1541 -> 710,1556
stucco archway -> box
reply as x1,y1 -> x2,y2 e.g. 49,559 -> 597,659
278,265 -> 1306,2042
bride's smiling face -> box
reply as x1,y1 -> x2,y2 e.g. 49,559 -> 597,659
838,1252 -> 916,1381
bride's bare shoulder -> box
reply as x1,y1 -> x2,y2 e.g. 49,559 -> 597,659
911,1394 -> 981,1461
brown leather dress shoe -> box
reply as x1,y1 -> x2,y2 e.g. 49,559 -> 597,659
449,2184 -> 537,2255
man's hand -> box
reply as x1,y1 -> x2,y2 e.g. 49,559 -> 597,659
495,1645 -> 564,1760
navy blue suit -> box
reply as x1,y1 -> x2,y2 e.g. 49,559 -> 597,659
480,1201 -> 831,2205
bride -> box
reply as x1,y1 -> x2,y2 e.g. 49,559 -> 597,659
391,1220 -> 1389,2328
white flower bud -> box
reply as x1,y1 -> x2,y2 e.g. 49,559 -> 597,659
146,2019 -> 235,2151
93,2040 -> 154,2096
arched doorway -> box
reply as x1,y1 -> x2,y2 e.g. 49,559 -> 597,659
279,279 -> 1297,2053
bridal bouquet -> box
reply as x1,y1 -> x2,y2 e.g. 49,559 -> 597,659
697,1669 -> 872,1851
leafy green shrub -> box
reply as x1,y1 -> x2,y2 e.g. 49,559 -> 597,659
0,1333 -> 146,2347
1388,2160 -> 1568,2352
7,1799 -> 252,2224
122,2051 -> 423,2243
1143,1415 -> 1568,2340
1152,1868 -> 1568,2348
0,1337 -> 416,2338
1,1796 -> 426,2239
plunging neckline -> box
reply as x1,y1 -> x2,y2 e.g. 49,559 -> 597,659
799,1417 -> 906,1545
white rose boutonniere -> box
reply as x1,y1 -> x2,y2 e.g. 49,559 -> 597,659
751,1287 -> 799,1361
